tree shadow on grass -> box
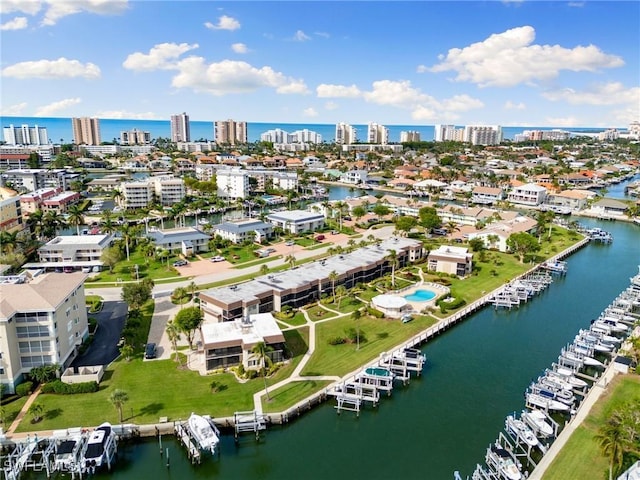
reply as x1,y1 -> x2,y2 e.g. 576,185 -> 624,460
45,408 -> 62,420
139,402 -> 164,417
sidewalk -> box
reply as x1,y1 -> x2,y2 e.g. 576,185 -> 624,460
6,385 -> 43,435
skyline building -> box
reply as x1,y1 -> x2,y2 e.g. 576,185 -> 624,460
214,119 -> 247,145
120,129 -> 151,145
335,122 -> 357,144
170,112 -> 190,143
367,122 -> 389,144
464,125 -> 503,146
400,131 -> 421,143
2,124 -> 49,146
71,117 -> 101,145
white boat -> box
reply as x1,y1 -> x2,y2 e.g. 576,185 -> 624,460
600,317 -> 628,332
547,366 -> 588,390
82,422 -> 113,471
187,413 -> 220,455
198,218 -> 210,225
521,409 -> 554,438
486,444 -> 522,480
53,429 -> 85,472
534,381 -> 575,406
526,392 -> 570,412
505,415 -> 539,448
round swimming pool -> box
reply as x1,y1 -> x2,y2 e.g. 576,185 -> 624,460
404,289 -> 437,302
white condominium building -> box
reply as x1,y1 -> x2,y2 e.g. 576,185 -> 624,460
0,272 -> 89,394
170,112 -> 191,143
71,117 -> 101,145
290,129 -> 322,144
434,124 -> 464,142
335,122 -> 357,144
120,129 -> 152,145
119,176 -> 186,209
216,168 -> 250,200
400,131 -> 421,142
260,129 -> 289,144
153,176 -> 186,206
119,181 -> 153,209
215,119 -> 248,145
464,125 -> 503,145
367,122 -> 389,144
3,124 -> 49,146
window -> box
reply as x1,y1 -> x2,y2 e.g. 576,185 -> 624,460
16,325 -> 50,338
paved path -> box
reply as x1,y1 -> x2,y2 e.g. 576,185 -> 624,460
6,385 -> 43,435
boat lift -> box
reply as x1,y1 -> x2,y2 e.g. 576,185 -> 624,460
2,435 -> 39,480
174,422 -> 201,464
233,410 -> 267,441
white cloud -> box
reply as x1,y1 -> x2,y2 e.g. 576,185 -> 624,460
1,16 -> 28,30
303,107 -> 318,117
429,25 -> 624,87
205,15 -> 240,31
316,84 -> 362,98
0,102 -> 28,115
363,80 -> 431,108
568,2 -> 585,7
541,82 -> 640,106
96,110 -> 160,120
123,43 -> 199,71
314,31 -> 330,38
1,58 -> 100,79
411,105 -> 438,121
231,43 -> 248,54
35,97 -> 81,116
544,116 -> 581,127
504,100 -> 526,110
416,65 -> 428,73
0,1 -> 41,15
440,94 -> 485,112
324,101 -> 339,110
42,0 -> 128,26
293,30 -> 311,42
171,57 -> 309,95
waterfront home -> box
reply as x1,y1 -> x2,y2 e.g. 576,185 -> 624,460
201,313 -> 285,371
26,234 -> 114,271
0,272 -> 89,393
147,227 -> 210,255
427,245 -> 473,277
211,218 -> 273,244
198,237 -> 425,322
341,169 -> 369,185
588,198 -> 629,218
471,186 -> 504,205
546,189 -> 595,211
467,216 -> 538,252
507,183 -> 548,207
266,210 -> 325,235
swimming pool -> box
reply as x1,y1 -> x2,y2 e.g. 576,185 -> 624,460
404,289 -> 437,302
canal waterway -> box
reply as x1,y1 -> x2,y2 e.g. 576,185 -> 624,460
23,217 -> 639,479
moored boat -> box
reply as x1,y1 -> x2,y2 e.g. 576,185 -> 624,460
81,422 -> 114,473
521,409 -> 554,438
187,413 -> 220,455
486,444 -> 522,480
505,415 -> 539,448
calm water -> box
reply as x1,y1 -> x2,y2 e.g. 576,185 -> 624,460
26,218 -> 639,480
0,116 -> 609,144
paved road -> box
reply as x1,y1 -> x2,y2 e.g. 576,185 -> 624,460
72,301 -> 127,367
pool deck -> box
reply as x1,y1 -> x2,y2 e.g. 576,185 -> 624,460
394,271 -> 450,312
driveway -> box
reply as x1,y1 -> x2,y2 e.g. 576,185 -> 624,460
72,301 -> 127,367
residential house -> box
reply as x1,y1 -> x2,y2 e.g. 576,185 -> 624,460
211,219 -> 273,244
30,234 -> 114,270
427,245 -> 473,276
147,227 -> 211,255
507,183 -> 548,206
471,186 -> 504,205
266,210 -> 325,234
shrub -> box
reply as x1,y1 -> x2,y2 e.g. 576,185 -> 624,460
15,381 -> 34,397
328,336 -> 346,345
236,364 -> 245,377
41,380 -> 98,394
366,306 -> 385,318
246,369 -> 259,379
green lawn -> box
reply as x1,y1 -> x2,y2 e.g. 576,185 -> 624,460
88,250 -> 183,283
301,314 -> 437,377
542,375 -> 640,480
274,311 -> 307,327
262,380 -> 333,413
305,305 -> 340,322
1,396 -> 29,428
321,297 -> 365,314
221,244 -> 261,264
233,255 -> 282,270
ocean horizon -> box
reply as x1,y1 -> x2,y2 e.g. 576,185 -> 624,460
0,116 -> 610,145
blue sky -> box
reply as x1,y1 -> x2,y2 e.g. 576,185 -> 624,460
1,1 -> 638,128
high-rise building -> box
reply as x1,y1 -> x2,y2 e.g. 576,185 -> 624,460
120,129 -> 151,145
367,122 -> 389,144
215,119 -> 247,145
71,117 -> 101,145
335,122 -> 357,144
400,131 -> 421,143
170,112 -> 190,143
434,124 -> 463,142
463,125 -> 503,145
3,124 -> 49,146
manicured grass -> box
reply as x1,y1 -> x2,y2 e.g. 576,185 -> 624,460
305,242 -> 332,251
85,295 -> 103,313
221,244 -> 260,264
1,396 -> 29,428
301,314 -> 437,377
274,311 -> 307,327
542,375 -> 640,480
262,380 -> 333,413
321,297 -> 365,314
233,255 -> 282,270
305,305 -> 339,321
89,250 -> 183,283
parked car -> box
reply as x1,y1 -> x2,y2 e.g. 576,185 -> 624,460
210,255 -> 225,262
144,343 -> 157,359
81,266 -> 92,273
315,234 -> 325,241
266,248 -> 276,253
401,314 -> 414,324
173,259 -> 188,267
285,240 -> 295,246
331,230 -> 338,235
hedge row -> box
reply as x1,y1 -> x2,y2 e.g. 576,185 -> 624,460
41,380 -> 99,395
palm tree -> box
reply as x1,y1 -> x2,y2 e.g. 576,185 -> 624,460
594,415 -> 626,480
351,308 -> 362,350
386,249 -> 398,288
165,320 -> 182,366
259,264 -> 269,276
44,210 -> 68,239
109,389 -> 129,424
285,254 -> 296,270
27,209 -> 46,241
252,342 -> 273,401
335,285 -> 348,309
328,270 -> 338,302
100,210 -> 117,235
188,281 -> 198,303
66,204 -> 85,236
118,222 -> 135,261
28,403 -> 44,423
0,230 -> 19,255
